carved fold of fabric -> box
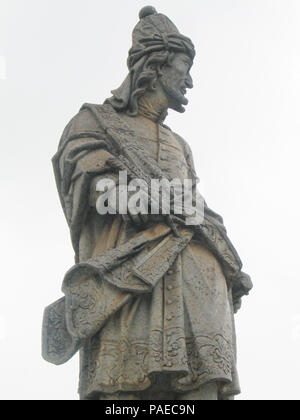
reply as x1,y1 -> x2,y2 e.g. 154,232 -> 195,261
42,298 -> 80,365
63,274 -> 133,341
42,236 -> 148,364
62,231 -> 154,341
61,224 -> 194,341
132,229 -> 193,288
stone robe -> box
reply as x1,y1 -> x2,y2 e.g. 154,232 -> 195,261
45,103 -> 252,400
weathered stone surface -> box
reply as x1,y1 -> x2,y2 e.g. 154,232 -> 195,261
42,6 -> 252,400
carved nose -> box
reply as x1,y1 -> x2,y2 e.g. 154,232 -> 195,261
185,74 -> 193,89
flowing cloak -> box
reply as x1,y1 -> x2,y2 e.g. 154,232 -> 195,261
42,103 -> 252,399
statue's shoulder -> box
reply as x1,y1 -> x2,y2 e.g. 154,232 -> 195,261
69,103 -> 107,133
58,103 -> 108,149
67,102 -> 130,133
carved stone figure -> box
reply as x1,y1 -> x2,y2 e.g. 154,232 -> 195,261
42,6 -> 252,400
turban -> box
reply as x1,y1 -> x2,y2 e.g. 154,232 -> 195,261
128,6 -> 195,68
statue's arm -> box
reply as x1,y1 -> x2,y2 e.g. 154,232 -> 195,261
53,106 -> 122,255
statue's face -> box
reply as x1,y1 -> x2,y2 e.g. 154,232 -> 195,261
159,52 -> 193,113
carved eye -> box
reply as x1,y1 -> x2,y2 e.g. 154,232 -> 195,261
182,57 -> 192,69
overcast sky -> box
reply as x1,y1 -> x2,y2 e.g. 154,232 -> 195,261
1,0 -> 300,400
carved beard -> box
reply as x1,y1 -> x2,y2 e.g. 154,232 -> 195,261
159,73 -> 188,113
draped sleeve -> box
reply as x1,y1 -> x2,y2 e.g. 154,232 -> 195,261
52,105 -> 116,258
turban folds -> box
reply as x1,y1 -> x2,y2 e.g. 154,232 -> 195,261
128,33 -> 195,69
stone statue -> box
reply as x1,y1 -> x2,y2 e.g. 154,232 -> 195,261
42,6 -> 252,400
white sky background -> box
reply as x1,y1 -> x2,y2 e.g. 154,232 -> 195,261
0,0 -> 299,400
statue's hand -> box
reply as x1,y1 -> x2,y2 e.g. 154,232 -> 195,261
231,271 -> 253,313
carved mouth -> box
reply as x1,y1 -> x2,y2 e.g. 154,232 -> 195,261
180,87 -> 187,96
